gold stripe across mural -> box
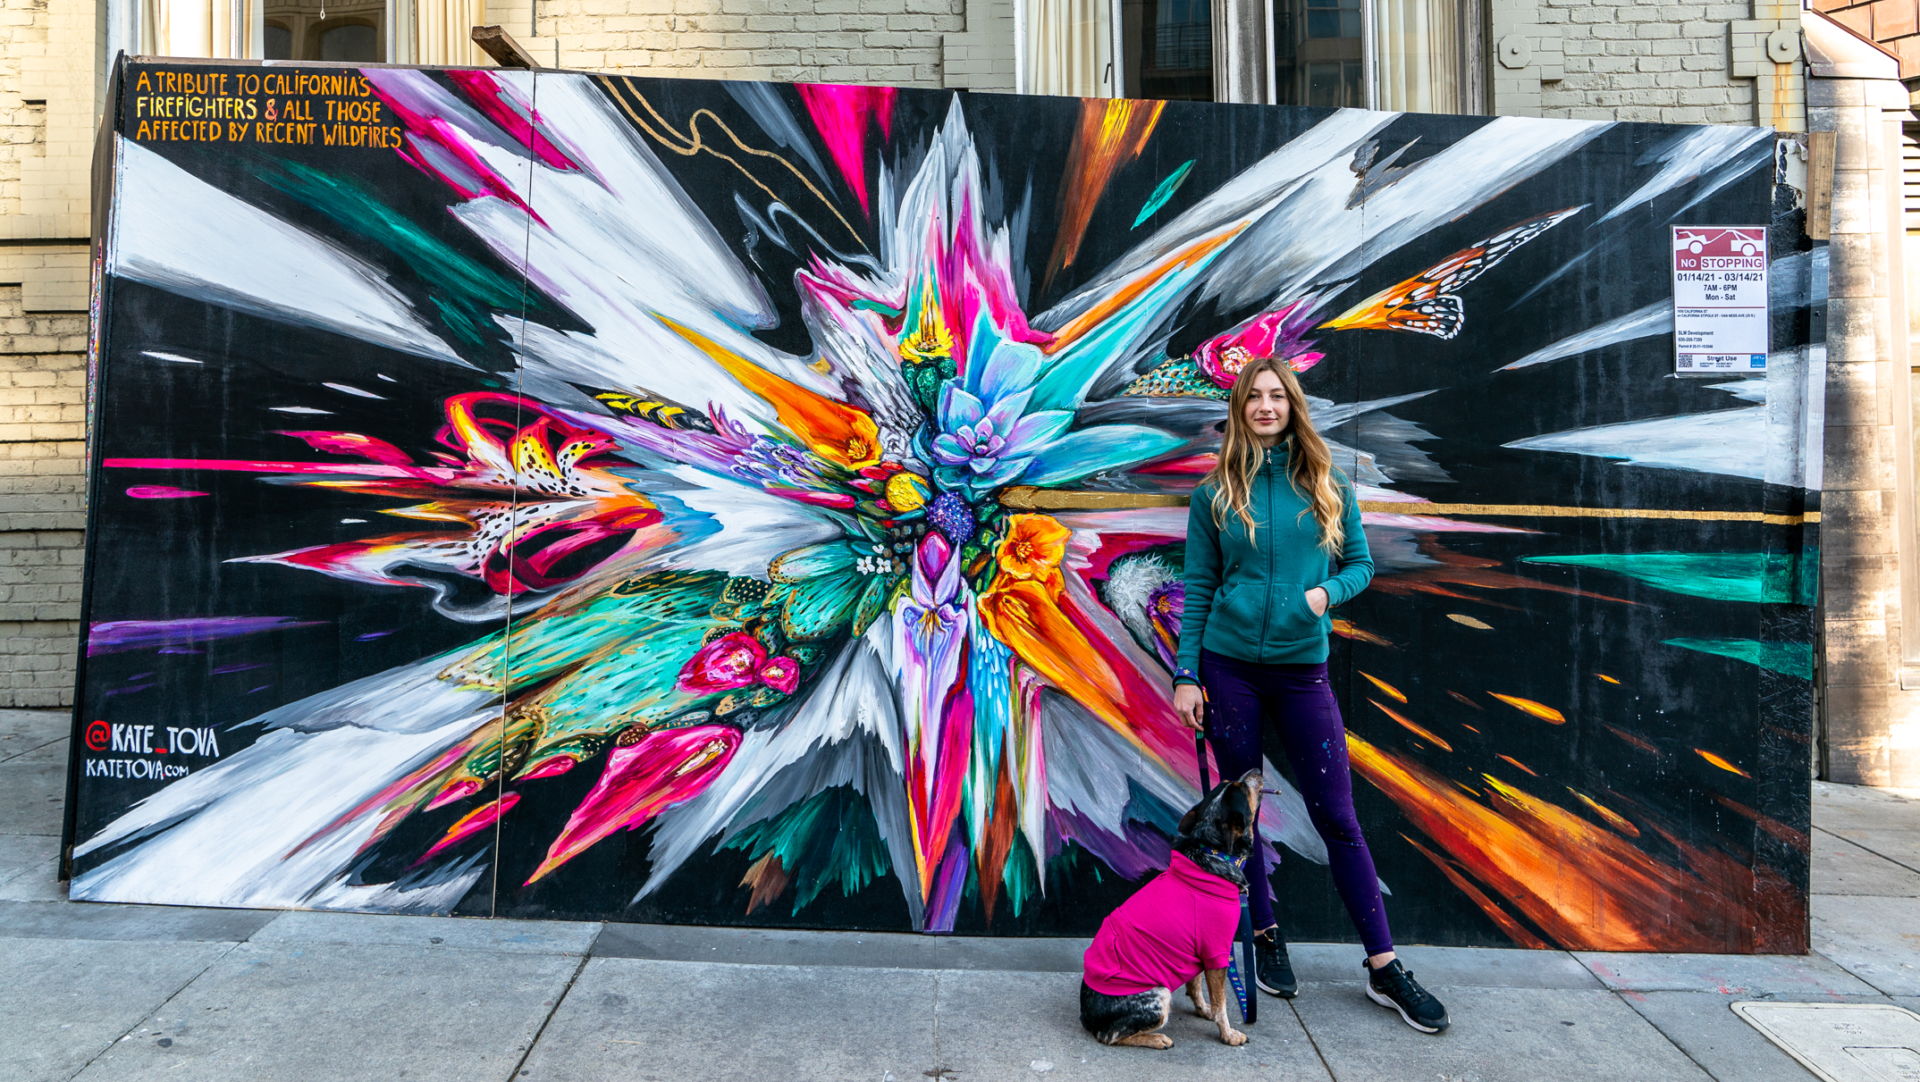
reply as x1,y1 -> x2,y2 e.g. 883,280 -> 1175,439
1358,502 -> 1821,526
997,487 -> 1820,525
999,487 -> 1187,510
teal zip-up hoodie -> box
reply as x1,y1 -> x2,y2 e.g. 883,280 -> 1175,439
1174,441 -> 1372,682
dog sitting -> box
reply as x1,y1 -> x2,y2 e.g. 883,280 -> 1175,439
1079,768 -> 1263,1049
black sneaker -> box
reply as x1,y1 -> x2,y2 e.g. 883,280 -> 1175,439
1364,958 -> 1449,1033
1253,928 -> 1297,998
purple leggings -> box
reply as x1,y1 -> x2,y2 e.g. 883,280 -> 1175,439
1200,649 -> 1394,957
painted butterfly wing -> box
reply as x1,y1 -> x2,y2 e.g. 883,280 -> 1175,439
1425,208 -> 1584,298
1395,208 -> 1583,306
1320,206 -> 1581,336
1392,249 -> 1482,305
1380,294 -> 1465,339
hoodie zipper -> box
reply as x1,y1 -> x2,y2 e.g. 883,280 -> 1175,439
1259,445 -> 1274,662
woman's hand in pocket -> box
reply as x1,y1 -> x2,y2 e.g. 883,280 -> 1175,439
1305,586 -> 1329,617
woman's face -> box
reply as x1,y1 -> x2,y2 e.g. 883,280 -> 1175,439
1242,369 -> 1291,445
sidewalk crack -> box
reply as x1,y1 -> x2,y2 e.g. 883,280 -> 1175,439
1614,990 -> 1723,1081
1814,825 -> 1920,878
62,938 -> 243,1082
930,970 -> 943,1077
1287,1000 -> 1338,1080
503,950 -> 590,1081
0,735 -> 67,764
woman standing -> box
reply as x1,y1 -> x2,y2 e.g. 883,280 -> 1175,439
1171,357 -> 1449,1034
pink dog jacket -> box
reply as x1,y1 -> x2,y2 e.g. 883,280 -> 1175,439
1082,851 -> 1240,996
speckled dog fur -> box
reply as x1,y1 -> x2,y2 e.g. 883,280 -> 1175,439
1079,769 -> 1262,1049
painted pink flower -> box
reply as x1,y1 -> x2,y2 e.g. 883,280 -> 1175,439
675,631 -> 799,695
758,656 -> 800,694
527,725 -> 742,884
1193,300 -> 1326,386
677,632 -> 767,694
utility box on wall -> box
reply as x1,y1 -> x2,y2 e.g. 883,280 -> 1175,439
67,57 -> 1820,951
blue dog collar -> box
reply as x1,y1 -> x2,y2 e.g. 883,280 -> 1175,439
1197,845 -> 1245,869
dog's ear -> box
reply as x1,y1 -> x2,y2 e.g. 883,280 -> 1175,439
1224,783 -> 1252,833
1178,799 -> 1204,837
1179,782 -> 1225,836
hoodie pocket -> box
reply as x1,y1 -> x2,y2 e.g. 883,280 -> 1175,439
1268,582 -> 1319,641
1214,581 -> 1261,634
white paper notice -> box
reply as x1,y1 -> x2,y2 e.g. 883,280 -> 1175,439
1672,226 -> 1769,373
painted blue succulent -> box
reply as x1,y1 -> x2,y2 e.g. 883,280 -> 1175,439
927,335 -> 1073,499
923,325 -> 1187,503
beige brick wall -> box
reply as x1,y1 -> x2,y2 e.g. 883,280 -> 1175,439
1540,0 -> 1759,124
0,0 -> 49,219
1489,0 -> 1805,129
936,0 -> 1012,89
0,0 -> 87,709
536,0 -> 972,88
0,283 -> 85,708
11,0 -> 93,239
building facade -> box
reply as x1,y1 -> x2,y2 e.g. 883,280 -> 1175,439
2,0 -> 1916,785
1800,7 -> 1920,787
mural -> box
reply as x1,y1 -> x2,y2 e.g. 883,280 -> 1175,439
68,60 -> 1819,951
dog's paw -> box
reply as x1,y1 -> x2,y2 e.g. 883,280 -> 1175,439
1220,1028 -> 1248,1047
1189,1004 -> 1213,1019
1145,1034 -> 1174,1049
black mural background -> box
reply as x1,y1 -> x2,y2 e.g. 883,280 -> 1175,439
69,60 -> 1814,950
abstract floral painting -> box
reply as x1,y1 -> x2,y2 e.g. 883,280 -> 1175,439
68,61 -> 1818,950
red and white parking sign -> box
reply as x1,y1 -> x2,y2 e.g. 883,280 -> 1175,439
1671,226 -> 1769,373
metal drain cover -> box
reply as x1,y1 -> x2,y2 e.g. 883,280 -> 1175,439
1732,1002 -> 1920,1082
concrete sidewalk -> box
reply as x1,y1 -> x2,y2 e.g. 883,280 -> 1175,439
4,706 -> 1918,1082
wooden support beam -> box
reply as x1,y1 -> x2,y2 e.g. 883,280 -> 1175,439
1807,129 -> 1836,240
470,25 -> 542,69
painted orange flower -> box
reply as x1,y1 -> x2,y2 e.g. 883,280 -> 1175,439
995,514 -> 1071,582
977,576 -> 1125,731
664,315 -> 883,470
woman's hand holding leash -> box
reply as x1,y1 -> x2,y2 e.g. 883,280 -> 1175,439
1174,684 -> 1206,731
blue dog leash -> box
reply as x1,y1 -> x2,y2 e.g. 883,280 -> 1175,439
1194,719 -> 1257,1026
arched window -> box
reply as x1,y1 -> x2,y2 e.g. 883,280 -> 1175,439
320,21 -> 380,60
263,20 -> 293,58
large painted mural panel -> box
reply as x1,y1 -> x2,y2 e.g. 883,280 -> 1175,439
69,60 -> 1817,951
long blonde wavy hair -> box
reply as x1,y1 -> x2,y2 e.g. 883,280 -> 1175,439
1204,356 -> 1346,553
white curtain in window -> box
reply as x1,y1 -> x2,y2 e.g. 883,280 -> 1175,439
151,0 -> 213,55
1026,0 -> 1114,98
414,0 -> 484,64
121,0 -> 256,57
1372,0 -> 1457,113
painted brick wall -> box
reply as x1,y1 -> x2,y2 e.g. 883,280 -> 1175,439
535,0 -> 975,88
0,285 -> 85,707
0,0 -> 49,218
1488,0 -> 1804,129
1541,0 -> 1759,124
15,0 -> 94,238
0,0 -> 86,709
